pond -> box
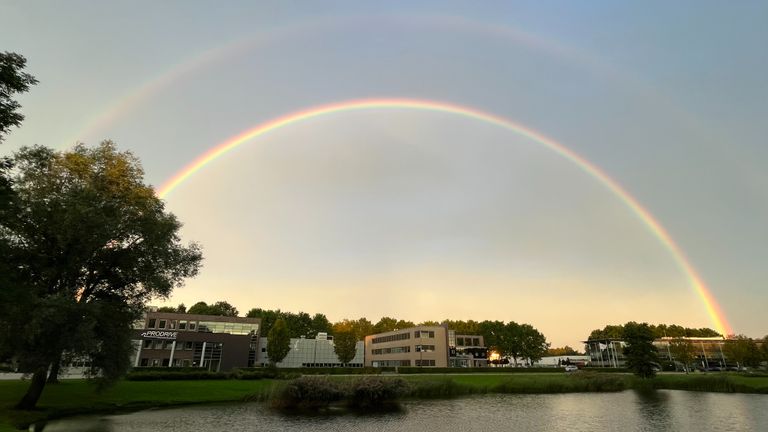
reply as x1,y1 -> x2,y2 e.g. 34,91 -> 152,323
41,390 -> 768,432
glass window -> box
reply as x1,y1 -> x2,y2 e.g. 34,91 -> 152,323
169,320 -> 176,329
179,321 -> 187,330
148,318 -> 156,328
143,340 -> 152,349
185,341 -> 194,350
154,340 -> 163,349
158,320 -> 166,329
151,359 -> 159,367
140,358 -> 149,366
189,322 -> 196,331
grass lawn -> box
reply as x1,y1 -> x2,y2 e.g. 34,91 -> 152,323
0,379 -> 278,432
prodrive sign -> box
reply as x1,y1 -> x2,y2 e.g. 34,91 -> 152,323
140,330 -> 178,340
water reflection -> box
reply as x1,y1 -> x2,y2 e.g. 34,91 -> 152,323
41,390 -> 768,432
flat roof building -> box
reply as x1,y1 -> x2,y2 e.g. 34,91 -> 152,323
132,312 -> 260,371
365,326 -> 488,368
258,333 -> 365,368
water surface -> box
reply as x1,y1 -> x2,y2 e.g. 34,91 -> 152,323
42,390 -> 768,432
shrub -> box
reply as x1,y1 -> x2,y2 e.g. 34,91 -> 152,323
346,377 -> 410,409
273,376 -> 345,409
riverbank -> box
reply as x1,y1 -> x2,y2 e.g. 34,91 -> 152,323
2,373 -> 766,431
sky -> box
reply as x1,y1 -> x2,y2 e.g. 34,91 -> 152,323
2,1 -> 766,347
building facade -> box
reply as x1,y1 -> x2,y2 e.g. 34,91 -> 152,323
365,326 -> 488,367
584,336 -> 731,369
365,326 -> 448,367
258,333 -> 365,367
132,312 -> 260,371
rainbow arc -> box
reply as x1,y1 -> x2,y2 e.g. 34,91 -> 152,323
157,98 -> 732,336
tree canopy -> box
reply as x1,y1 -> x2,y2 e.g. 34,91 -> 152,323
331,322 -> 358,365
1,142 -> 202,409
588,323 -> 721,340
186,301 -> 238,317
0,52 -> 38,143
266,319 -> 290,365
623,322 -> 659,378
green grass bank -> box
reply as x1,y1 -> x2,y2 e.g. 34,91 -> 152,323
1,372 -> 767,431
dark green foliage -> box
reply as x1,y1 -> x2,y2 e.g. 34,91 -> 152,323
332,330 -> 358,365
724,335 -> 762,368
1,143 -> 202,409
186,301 -> 238,316
396,367 -> 560,374
588,323 -> 721,340
273,376 -> 409,410
273,376 -> 345,409
623,322 -> 659,378
0,52 -> 38,143
266,319 -> 291,364
347,377 -> 410,409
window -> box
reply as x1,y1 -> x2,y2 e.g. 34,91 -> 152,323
185,341 -> 194,350
162,358 -> 169,366
416,345 -> 435,352
158,320 -> 166,329
169,320 -> 176,330
154,340 -> 164,349
148,318 -> 156,328
182,359 -> 191,367
179,321 -> 187,330
188,322 -> 196,331
372,346 -> 410,355
414,330 -> 435,338
473,338 -> 480,346
143,340 -> 153,349
151,359 -> 159,367
372,332 -> 410,344
140,358 -> 149,366
415,359 -> 436,367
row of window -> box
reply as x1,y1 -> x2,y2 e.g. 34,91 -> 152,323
415,345 -> 435,352
146,318 -> 259,335
372,332 -> 411,344
456,337 -> 481,347
414,330 -> 436,338
373,360 -> 411,367
415,359 -> 436,366
372,346 -> 411,355
142,340 -> 195,351
139,358 -> 193,367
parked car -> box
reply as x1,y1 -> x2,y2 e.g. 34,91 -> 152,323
564,365 -> 579,372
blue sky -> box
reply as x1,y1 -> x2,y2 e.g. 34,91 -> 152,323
2,1 -> 766,346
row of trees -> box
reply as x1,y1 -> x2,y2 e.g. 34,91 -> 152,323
588,323 -> 721,340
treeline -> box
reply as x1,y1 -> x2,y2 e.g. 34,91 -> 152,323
588,323 -> 721,340
157,302 -> 550,365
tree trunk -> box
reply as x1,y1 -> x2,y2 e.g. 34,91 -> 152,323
47,356 -> 61,384
15,366 -> 48,410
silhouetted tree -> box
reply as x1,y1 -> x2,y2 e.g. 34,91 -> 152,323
0,52 -> 38,143
623,322 -> 659,378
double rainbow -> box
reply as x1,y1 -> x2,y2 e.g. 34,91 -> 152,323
157,98 -> 732,336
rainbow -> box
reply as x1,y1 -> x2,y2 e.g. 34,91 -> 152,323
156,97 -> 732,336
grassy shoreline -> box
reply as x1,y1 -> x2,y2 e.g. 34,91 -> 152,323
1,373 -> 766,431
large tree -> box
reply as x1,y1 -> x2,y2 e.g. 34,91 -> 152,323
0,52 -> 38,143
623,322 -> 659,378
332,322 -> 358,365
1,143 -> 202,409
266,318 -> 291,365
724,335 -> 761,369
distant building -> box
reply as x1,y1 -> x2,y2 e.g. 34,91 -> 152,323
365,326 -> 487,367
132,311 -> 260,371
533,356 -> 591,368
258,332 -> 365,367
584,336 -> 730,369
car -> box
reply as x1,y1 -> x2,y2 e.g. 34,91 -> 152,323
564,365 -> 579,372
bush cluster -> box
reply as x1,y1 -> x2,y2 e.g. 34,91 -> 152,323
273,376 -> 411,410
